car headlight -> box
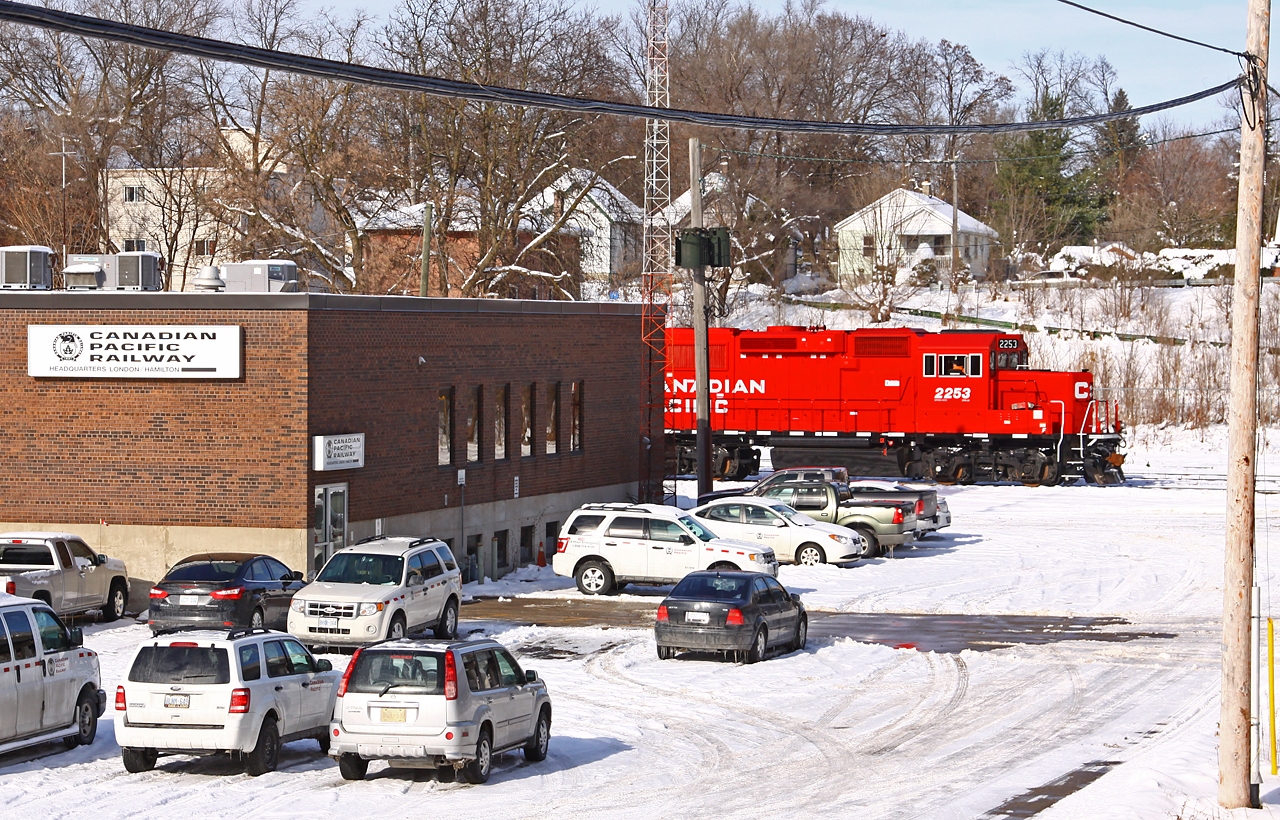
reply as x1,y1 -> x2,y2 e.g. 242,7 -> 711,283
828,534 -> 853,546
358,602 -> 384,617
290,598 -> 305,613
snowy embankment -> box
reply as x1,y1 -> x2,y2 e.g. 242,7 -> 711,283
5,426 -> 1280,818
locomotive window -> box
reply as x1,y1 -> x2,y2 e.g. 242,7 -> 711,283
923,355 -> 936,377
941,355 -> 967,376
969,354 -> 982,377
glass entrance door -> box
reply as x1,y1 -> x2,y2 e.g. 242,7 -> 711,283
311,484 -> 348,578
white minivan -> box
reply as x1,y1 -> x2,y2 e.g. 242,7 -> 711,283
0,592 -> 106,756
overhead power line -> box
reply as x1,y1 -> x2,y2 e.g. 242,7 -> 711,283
0,0 -> 1245,138
1053,0 -> 1249,59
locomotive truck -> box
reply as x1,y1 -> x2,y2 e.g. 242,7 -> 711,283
665,326 -> 1125,486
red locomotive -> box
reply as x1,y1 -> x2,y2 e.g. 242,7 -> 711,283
664,326 -> 1125,485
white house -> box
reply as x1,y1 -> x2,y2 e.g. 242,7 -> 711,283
529,170 -> 643,284
835,188 -> 998,281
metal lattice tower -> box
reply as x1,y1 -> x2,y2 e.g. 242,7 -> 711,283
640,0 -> 672,502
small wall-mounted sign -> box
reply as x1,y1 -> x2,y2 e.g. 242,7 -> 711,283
312,433 -> 365,471
514,475 -> 520,498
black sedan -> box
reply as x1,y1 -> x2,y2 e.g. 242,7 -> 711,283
148,552 -> 305,633
655,571 -> 807,663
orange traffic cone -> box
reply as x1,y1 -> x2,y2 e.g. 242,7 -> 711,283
536,541 -> 546,567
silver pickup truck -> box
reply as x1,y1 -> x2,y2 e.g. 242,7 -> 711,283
0,532 -> 130,621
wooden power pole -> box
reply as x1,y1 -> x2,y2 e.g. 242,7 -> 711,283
689,137 -> 713,499
1220,0 -> 1269,808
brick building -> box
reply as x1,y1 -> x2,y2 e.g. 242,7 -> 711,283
0,292 -> 650,589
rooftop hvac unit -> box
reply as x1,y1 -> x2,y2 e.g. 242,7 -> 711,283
112,251 -> 163,290
63,254 -> 112,289
1,246 -> 54,290
220,259 -> 299,293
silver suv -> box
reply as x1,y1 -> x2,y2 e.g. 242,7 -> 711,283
288,536 -> 462,649
330,638 -> 552,784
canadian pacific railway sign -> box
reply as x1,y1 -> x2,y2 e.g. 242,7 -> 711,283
28,325 -> 242,378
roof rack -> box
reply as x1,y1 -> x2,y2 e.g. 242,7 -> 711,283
579,502 -> 655,513
355,534 -> 389,545
226,626 -> 273,641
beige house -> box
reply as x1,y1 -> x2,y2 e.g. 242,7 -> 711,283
835,188 -> 998,281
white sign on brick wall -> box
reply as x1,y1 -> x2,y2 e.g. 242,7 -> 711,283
313,433 -> 365,471
28,325 -> 242,379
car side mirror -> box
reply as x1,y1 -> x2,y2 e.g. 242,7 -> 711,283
315,658 -> 333,672
525,669 -> 538,683
68,627 -> 83,648
291,570 -> 304,581
95,553 -> 108,565
790,593 -> 801,604
773,519 -> 786,527
680,535 -> 695,545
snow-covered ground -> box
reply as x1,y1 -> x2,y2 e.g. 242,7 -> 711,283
6,426 -> 1280,818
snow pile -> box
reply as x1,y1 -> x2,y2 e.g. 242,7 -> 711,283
463,563 -> 573,600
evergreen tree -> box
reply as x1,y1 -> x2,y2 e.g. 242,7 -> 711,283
1094,89 -> 1142,182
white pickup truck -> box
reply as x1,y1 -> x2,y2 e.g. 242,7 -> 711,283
0,533 -> 130,621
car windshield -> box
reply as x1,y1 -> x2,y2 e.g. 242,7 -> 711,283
771,505 -> 812,525
129,645 -> 231,684
678,515 -> 717,542
164,560 -> 241,582
670,574 -> 750,601
347,650 -> 445,695
316,553 -> 405,585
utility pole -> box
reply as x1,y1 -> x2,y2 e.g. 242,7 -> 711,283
419,201 -> 433,297
950,155 -> 960,290
689,137 -> 713,499
1220,0 -> 1269,809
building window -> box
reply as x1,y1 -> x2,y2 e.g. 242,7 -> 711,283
570,381 -> 582,451
521,384 -> 534,457
520,525 -> 534,564
933,236 -> 945,256
862,235 -> 874,260
546,383 -> 559,455
123,186 -> 146,204
494,530 -> 509,569
193,239 -> 216,256
465,386 -> 481,463
494,384 -> 508,460
438,388 -> 453,465
123,239 -> 146,252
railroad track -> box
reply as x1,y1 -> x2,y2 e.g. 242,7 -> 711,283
1125,470 -> 1280,494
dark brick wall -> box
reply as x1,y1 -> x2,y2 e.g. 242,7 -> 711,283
0,295 -> 645,532
0,306 -> 309,527
307,305 -> 644,523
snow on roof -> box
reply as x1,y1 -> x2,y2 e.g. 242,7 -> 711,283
547,170 -> 643,223
1049,242 -> 1139,271
834,188 -> 998,238
355,199 -> 586,236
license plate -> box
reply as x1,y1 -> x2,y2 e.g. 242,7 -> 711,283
164,694 -> 190,709
684,611 -> 709,624
179,595 -> 199,607
318,617 -> 338,629
380,707 -> 406,722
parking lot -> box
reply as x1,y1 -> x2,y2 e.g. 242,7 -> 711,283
3,428 -> 1280,819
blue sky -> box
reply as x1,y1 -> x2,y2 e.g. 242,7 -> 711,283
302,0 -> 1249,129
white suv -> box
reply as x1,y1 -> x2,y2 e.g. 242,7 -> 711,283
552,503 -> 779,594
288,536 -> 462,649
0,593 -> 106,756
330,637 -> 552,784
115,627 -> 339,775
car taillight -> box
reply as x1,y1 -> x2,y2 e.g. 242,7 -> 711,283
149,587 -> 168,599
656,605 -> 668,622
337,647 -> 363,697
4,580 -> 13,595
893,507 -> 904,524
229,689 -> 250,713
445,650 -> 458,700
115,686 -> 126,711
211,587 -> 244,600
726,609 -> 744,626
556,536 -> 569,554
915,499 -> 924,515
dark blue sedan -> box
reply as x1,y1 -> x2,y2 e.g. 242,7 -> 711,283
655,571 -> 807,663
